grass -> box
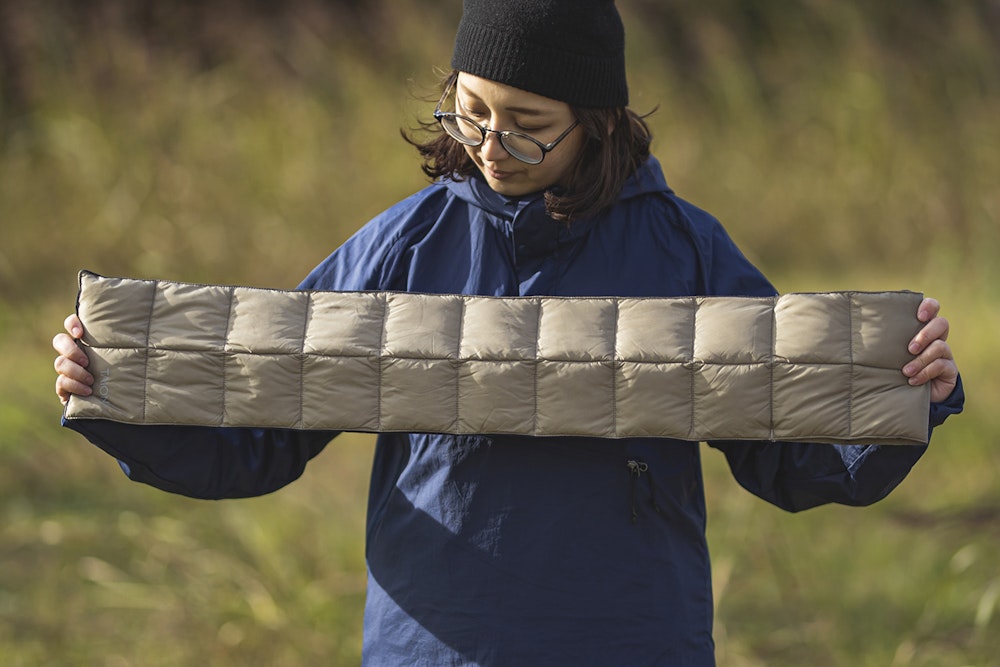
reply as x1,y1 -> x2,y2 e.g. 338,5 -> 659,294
704,273 -> 1000,667
2,2 -> 999,665
0,306 -> 374,665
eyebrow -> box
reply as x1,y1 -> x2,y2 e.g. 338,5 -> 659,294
458,89 -> 555,118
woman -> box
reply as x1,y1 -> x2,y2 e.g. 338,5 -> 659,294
53,1 -> 962,665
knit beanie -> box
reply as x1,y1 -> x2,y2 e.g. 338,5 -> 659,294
450,0 -> 628,108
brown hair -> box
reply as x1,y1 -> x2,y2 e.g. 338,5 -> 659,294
403,71 -> 653,222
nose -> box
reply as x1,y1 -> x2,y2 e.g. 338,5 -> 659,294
479,130 -> 510,161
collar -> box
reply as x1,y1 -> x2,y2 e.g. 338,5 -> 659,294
441,157 -> 673,258
443,156 -> 672,215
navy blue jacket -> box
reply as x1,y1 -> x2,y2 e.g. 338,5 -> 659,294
67,157 -> 964,666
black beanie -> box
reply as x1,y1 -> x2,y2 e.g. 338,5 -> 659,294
450,0 -> 628,108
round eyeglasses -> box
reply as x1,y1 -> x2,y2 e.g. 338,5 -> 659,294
433,79 -> 580,166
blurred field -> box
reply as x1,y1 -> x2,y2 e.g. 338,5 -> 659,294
1,1 -> 998,665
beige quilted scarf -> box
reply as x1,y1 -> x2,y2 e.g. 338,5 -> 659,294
64,271 -> 930,445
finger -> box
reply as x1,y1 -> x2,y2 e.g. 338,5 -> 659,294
903,339 -> 953,379
906,358 -> 958,394
56,374 -> 93,405
929,360 -> 960,404
52,332 -> 90,368
908,316 -> 950,355
54,353 -> 94,387
63,313 -> 84,339
917,297 -> 940,323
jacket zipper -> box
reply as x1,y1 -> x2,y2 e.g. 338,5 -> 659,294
627,459 -> 663,524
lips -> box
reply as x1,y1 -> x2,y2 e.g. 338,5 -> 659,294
484,165 -> 514,180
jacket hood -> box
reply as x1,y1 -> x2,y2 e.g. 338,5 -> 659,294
442,156 -> 673,220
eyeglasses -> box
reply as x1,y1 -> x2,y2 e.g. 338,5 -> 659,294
434,78 -> 580,166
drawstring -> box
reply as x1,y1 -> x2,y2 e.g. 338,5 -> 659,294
627,459 -> 663,524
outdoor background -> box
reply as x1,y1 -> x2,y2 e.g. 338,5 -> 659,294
1,1 -> 998,665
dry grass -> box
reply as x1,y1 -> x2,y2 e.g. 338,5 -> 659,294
1,2 -> 998,665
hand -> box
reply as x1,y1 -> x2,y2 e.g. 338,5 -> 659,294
903,297 -> 959,404
53,314 -> 93,405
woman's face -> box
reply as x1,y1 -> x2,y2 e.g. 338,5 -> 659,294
454,72 -> 584,197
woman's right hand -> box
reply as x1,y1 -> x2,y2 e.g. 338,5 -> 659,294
53,314 -> 93,405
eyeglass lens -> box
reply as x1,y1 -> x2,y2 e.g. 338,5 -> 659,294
439,115 -> 546,165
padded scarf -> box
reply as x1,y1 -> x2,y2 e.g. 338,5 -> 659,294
64,271 -> 931,445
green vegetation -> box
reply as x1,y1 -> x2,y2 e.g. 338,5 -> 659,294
1,1 -> 997,665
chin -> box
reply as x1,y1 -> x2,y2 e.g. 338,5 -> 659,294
480,174 -> 543,198
486,181 -> 528,196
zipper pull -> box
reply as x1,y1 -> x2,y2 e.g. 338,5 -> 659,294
627,460 -> 648,524
627,459 -> 662,522
627,459 -> 648,476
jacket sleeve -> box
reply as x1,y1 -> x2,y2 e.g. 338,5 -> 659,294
687,203 -> 966,511
64,418 -> 335,500
708,376 -> 964,512
62,190 -> 433,498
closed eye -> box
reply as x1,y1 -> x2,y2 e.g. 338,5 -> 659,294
458,100 -> 550,134
457,99 -> 486,118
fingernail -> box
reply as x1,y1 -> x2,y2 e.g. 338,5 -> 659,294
908,342 -> 920,354
72,327 -> 82,338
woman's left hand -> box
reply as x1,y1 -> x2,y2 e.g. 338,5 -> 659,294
903,297 -> 959,403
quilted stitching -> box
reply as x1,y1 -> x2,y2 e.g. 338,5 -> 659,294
65,271 -> 931,445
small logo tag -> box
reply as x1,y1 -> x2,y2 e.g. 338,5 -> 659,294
97,367 -> 111,404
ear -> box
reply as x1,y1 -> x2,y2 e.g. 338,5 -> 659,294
606,109 -> 623,136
